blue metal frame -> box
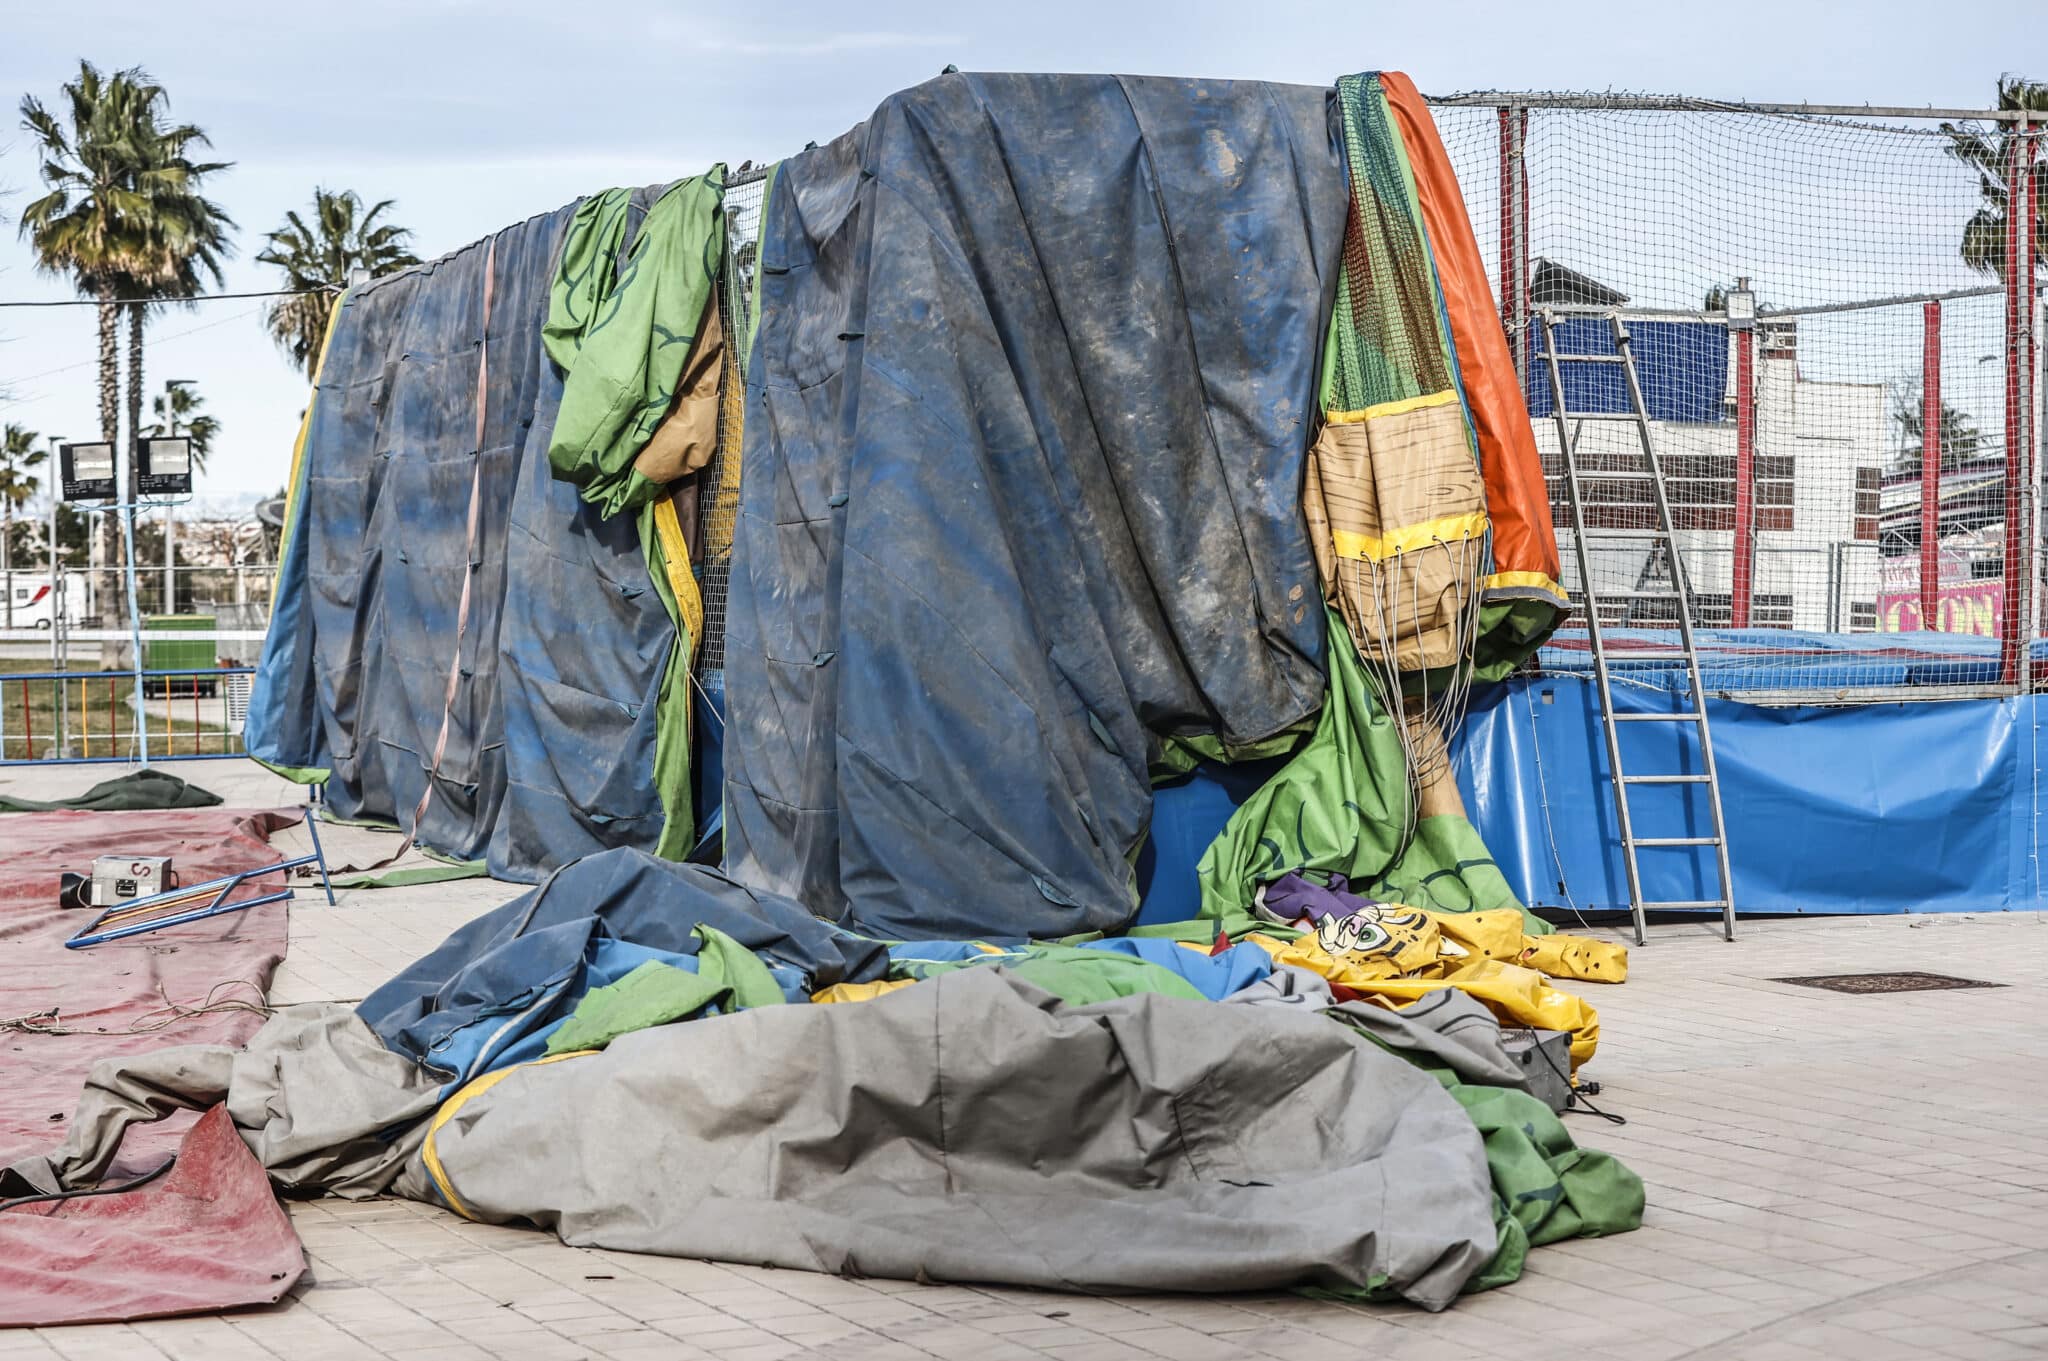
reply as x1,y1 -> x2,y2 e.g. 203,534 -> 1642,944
65,806 -> 336,949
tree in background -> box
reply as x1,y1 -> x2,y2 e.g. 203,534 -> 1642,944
1942,75 -> 2047,281
18,61 -> 232,622
0,424 -> 50,628
19,62 -> 157,587
1889,375 -> 1984,473
146,382 -> 219,473
259,189 -> 420,378
116,103 -> 232,512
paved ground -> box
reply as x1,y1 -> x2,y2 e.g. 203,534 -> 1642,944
4,759 -> 2046,1361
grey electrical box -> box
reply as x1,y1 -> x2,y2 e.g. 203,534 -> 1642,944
1501,1028 -> 1575,1113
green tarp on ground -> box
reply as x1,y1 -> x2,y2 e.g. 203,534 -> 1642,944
0,770 -> 221,814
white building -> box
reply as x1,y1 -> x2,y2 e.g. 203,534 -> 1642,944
1529,307 -> 1888,632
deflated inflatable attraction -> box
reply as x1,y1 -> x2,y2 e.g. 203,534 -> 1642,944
3,71 -> 1648,1319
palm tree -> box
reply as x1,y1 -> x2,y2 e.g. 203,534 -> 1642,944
18,62 -> 232,620
19,63 -> 156,471
145,383 -> 219,473
118,118 -> 232,519
258,189 -> 420,378
0,425 -> 49,628
1942,75 -> 2047,280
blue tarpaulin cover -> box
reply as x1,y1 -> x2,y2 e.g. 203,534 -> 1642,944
244,198 -> 683,881
1455,676 -> 2044,914
722,73 -> 1347,940
357,847 -> 887,1086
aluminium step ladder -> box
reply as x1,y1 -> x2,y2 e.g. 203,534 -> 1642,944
1535,309 -> 1736,945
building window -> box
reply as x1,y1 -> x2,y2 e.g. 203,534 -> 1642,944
1750,593 -> 1795,628
1848,602 -> 1877,632
1546,449 -> 1794,531
1854,468 -> 1880,542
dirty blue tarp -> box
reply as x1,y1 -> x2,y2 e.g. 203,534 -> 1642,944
1455,675 -> 2044,914
357,847 -> 887,1086
724,72 -> 1346,941
244,195 -> 684,881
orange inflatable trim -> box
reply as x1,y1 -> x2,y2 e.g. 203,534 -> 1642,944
1379,74 -> 1564,604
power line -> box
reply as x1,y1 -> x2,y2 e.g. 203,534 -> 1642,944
3,307 -> 264,388
0,286 -> 336,309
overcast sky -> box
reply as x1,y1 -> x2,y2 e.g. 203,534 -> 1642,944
0,0 -> 2031,498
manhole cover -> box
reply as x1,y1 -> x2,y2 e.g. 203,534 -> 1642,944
1775,971 -> 2002,994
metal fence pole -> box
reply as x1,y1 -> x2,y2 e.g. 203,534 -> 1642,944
1923,300 -> 1943,630
1498,105 -> 1530,384
1732,323 -> 1758,628
2001,122 -> 2036,687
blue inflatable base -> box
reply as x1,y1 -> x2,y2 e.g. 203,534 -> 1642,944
1457,677 -> 2047,916
1133,675 -> 2048,921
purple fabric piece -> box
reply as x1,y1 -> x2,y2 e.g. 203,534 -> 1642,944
1257,872 -> 1383,925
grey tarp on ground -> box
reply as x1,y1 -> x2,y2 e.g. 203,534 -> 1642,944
1,1005 -> 439,1201
724,73 -> 1345,940
396,968 -> 1498,1310
243,192 -> 683,882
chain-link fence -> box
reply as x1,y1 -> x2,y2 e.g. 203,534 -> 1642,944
694,167 -> 768,683
1432,93 -> 2043,699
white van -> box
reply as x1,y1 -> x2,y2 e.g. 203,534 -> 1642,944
3,573 -> 88,630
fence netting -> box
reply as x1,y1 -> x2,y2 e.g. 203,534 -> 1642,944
1432,96 -> 2042,698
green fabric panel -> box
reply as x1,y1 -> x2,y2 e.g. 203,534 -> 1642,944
1472,597 -> 1562,681
1195,608 -> 1541,930
1151,724 -> 1311,783
328,861 -> 488,890
249,756 -> 330,787
544,926 -> 784,1056
1376,816 -> 1549,933
1445,1082 -> 1645,1252
1195,607 -> 1409,919
541,170 -> 727,861
1322,74 -> 1457,414
898,946 -> 1207,1005
1311,1018 -> 1643,1300
638,508 -> 696,864
1124,917 -> 1300,946
543,172 -> 726,516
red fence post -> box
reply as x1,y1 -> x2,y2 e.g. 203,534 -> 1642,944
1922,301 -> 1943,631
2001,129 -> 2037,685
1731,326 -> 1757,628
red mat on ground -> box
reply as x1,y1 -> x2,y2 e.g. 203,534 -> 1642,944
0,1103 -> 306,1325
0,808 -> 292,1176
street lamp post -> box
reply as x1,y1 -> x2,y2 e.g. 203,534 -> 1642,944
162,379 -> 194,615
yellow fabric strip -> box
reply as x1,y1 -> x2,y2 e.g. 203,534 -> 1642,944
1331,511 -> 1489,562
1324,389 -> 1459,425
1480,570 -> 1570,604
421,1050 -> 595,1220
812,978 -> 918,1004
651,492 -> 703,664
